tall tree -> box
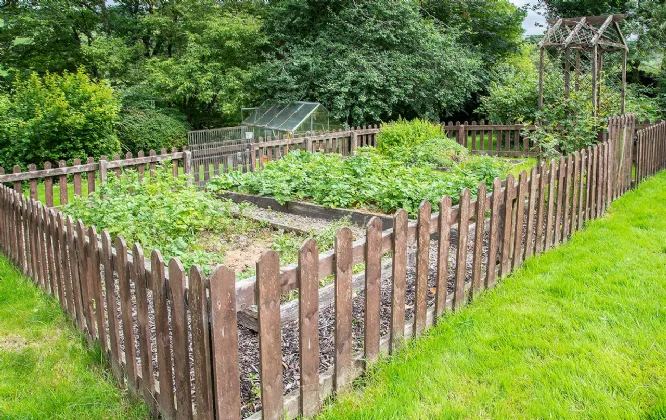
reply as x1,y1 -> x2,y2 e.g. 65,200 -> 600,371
257,0 -> 482,126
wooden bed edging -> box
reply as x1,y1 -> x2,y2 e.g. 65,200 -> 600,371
221,191 -> 395,230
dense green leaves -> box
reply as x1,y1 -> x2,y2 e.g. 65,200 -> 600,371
208,147 -> 505,217
116,107 -> 190,154
0,70 -> 120,169
256,0 -> 482,125
63,164 -> 233,270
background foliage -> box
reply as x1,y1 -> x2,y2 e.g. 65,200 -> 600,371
0,70 -> 120,169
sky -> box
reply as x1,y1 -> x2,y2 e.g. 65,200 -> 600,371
510,0 -> 547,36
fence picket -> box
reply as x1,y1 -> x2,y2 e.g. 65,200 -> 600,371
454,189 -> 471,309
500,176 -> 515,277
391,210 -> 408,350
190,265 -> 214,420
151,250 -> 176,419
257,251 -> 283,420
562,154 -> 573,242
524,166 -> 538,260
365,217 -> 383,360
116,236 -> 138,392
101,231 -> 123,385
134,244 -> 156,410
435,196 -> 452,318
169,258 -> 193,419
512,171 -> 528,269
299,238 -> 320,417
571,151 -> 581,232
88,226 -> 104,345
471,184 -> 486,298
485,178 -> 502,288
334,227 -> 353,391
414,202 -> 430,335
554,157 -> 566,246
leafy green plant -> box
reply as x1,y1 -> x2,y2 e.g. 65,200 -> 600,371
63,163 -> 236,271
0,69 -> 121,169
209,149 -> 505,217
116,107 -> 190,154
376,118 -> 444,154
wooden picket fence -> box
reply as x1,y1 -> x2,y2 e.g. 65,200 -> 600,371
1,115 -> 665,419
188,126 -> 381,186
443,118 -> 659,157
0,148 -> 192,205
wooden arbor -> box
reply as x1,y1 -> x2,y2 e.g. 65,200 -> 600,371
539,15 -> 629,116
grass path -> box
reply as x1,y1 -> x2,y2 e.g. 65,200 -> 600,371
0,257 -> 148,418
320,171 -> 666,420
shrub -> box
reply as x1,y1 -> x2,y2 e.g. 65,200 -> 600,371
388,137 -> 469,168
0,69 -> 121,169
376,118 -> 443,154
116,107 -> 190,154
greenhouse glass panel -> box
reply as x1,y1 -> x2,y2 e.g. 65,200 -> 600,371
241,102 -> 331,137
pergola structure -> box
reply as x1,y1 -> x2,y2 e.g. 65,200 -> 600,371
538,15 -> 629,116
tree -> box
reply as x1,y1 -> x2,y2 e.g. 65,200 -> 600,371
0,69 -> 121,169
257,0 -> 482,126
420,0 -> 526,66
141,10 -> 266,127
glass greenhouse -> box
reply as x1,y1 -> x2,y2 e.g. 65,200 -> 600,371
241,102 -> 333,139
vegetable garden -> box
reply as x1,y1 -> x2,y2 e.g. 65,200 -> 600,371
2,114 -> 665,420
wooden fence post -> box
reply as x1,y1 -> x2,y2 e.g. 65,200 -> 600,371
351,131 -> 358,153
99,159 -> 108,184
183,150 -> 193,185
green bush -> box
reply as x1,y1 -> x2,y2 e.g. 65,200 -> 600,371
388,137 -> 469,168
116,107 -> 190,154
376,118 -> 443,154
0,69 -> 121,169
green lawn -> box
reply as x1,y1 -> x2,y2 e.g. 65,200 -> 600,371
320,170 -> 666,419
0,257 -> 148,418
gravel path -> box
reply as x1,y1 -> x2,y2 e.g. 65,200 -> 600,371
229,202 -> 366,238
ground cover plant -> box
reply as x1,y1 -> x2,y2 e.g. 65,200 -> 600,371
62,164 -> 351,275
0,256 -> 148,418
318,170 -> 666,419
209,119 -> 508,216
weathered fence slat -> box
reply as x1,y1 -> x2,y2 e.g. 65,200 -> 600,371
512,171 -> 528,269
485,178 -> 502,288
299,238 -> 320,417
414,202 -> 430,335
390,210 -> 408,351
133,244 -> 156,410
365,217 -> 382,361
500,176 -> 516,277
151,251 -> 176,419
436,197 -> 452,317
471,184 -> 486,298
168,258 -> 193,419
116,236 -> 138,392
190,265 -> 214,419
209,265 -> 241,420
454,189 -> 471,309
334,227 -> 353,391
257,251 -> 283,420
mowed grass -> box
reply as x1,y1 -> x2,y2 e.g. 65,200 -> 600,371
320,170 -> 666,419
0,257 -> 148,418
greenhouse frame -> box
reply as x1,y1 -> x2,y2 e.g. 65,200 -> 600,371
241,101 -> 332,139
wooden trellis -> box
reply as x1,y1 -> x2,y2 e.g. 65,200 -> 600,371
539,15 -> 629,116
